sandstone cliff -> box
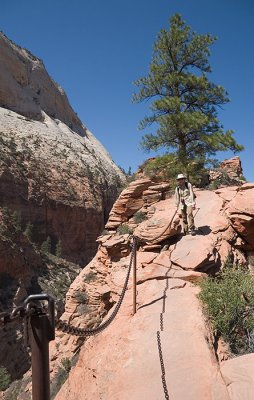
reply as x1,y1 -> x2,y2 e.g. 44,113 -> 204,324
0,32 -> 125,384
0,32 -> 125,265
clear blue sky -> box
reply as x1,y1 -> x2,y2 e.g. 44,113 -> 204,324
1,0 -> 253,181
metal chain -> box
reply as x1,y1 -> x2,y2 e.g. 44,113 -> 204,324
0,305 -> 34,326
0,238 -> 136,340
157,331 -> 170,400
157,268 -> 170,400
56,237 -> 136,337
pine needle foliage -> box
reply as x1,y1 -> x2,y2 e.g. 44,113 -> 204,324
41,236 -> 52,254
0,367 -> 11,391
133,14 -> 243,176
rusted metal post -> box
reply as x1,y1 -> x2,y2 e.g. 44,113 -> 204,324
133,238 -> 137,315
30,313 -> 51,400
24,294 -> 55,400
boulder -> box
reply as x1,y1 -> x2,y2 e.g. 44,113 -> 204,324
226,185 -> 254,249
134,199 -> 181,243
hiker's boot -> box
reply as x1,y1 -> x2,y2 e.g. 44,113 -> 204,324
189,228 -> 196,236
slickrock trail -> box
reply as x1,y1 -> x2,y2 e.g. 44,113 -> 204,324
55,183 -> 254,400
56,279 -> 229,400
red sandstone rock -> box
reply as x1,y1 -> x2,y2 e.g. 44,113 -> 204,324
52,183 -> 254,399
226,186 -> 254,249
220,354 -> 254,399
55,280 -> 230,400
220,156 -> 243,179
134,198 -> 181,243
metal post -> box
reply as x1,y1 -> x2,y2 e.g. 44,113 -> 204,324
30,313 -> 51,400
133,239 -> 137,315
24,294 -> 55,400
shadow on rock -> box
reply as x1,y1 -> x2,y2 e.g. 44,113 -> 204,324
196,225 -> 211,235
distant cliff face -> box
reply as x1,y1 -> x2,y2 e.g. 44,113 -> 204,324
0,32 -> 125,383
0,32 -> 84,136
0,32 -> 125,265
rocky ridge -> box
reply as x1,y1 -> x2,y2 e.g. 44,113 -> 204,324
45,177 -> 254,400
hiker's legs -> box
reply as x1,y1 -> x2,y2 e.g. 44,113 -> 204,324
187,205 -> 195,231
181,205 -> 188,234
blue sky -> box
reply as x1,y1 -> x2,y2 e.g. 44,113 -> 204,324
1,0 -> 253,181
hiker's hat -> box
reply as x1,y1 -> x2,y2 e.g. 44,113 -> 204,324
176,173 -> 186,180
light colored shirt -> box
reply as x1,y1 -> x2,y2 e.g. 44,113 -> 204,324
175,181 -> 196,210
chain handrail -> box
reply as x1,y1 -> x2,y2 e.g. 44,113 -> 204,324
56,236 -> 136,337
0,238 -> 136,338
0,305 -> 36,326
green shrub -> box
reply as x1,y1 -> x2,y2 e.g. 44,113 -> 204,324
116,224 -> 133,235
50,366 -> 68,399
11,211 -> 22,233
0,367 -> 11,391
83,271 -> 97,283
199,264 -> 254,354
41,236 -> 52,254
24,222 -> 33,242
75,290 -> 89,303
208,168 -> 242,190
133,211 -> 148,224
139,154 -> 211,187
61,358 -> 71,373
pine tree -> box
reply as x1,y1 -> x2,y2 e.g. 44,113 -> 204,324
55,240 -> 62,257
24,222 -> 33,242
0,367 -> 11,391
133,14 -> 243,176
41,236 -> 52,254
12,211 -> 22,233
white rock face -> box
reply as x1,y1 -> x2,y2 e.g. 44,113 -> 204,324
0,107 -> 123,183
0,33 -> 125,264
0,31 -> 124,184
0,32 -> 84,135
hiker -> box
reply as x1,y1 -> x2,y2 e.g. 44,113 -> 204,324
175,173 -> 196,235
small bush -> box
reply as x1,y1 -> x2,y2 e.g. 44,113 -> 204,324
0,367 -> 11,391
24,222 -> 33,242
117,224 -> 133,235
199,264 -> 254,354
50,366 -> 68,399
61,358 -> 71,373
133,211 -> 148,224
75,290 -> 89,303
208,168 -> 242,190
83,271 -> 97,283
11,211 -> 22,233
